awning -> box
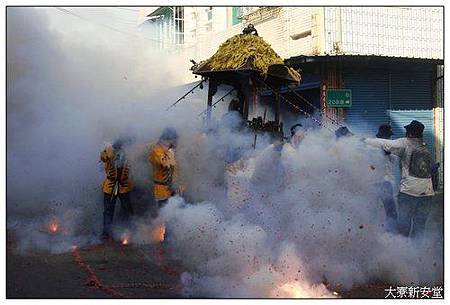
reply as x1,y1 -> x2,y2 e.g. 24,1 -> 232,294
285,54 -> 444,68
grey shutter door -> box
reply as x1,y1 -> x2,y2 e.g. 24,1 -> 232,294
389,69 -> 434,154
343,69 -> 390,137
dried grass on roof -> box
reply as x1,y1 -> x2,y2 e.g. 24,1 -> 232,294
207,34 -> 300,81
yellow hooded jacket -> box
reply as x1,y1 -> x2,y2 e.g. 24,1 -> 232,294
148,143 -> 177,201
100,146 -> 134,195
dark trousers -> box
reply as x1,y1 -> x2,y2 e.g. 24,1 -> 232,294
397,192 -> 432,238
380,181 -> 398,233
103,192 -> 133,236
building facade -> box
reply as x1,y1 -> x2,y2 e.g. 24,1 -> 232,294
138,7 -> 442,59
138,7 -> 444,188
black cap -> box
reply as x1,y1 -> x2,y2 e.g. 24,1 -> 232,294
404,120 -> 424,137
160,127 -> 178,141
335,126 -> 353,138
112,136 -> 135,149
376,124 -> 393,138
290,123 -> 303,137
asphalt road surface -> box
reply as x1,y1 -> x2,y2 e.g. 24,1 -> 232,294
7,234 -> 183,298
6,193 -> 443,299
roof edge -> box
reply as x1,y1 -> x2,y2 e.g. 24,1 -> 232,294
285,55 -> 443,66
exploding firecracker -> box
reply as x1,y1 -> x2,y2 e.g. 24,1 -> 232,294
271,282 -> 307,298
151,224 -> 166,242
270,282 -> 337,298
120,232 -> 130,246
48,220 -> 60,234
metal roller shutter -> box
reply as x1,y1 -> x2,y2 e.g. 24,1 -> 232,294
343,69 -> 389,136
390,70 -> 433,110
389,68 -> 434,154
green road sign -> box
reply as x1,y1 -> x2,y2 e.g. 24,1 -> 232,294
326,89 -> 352,108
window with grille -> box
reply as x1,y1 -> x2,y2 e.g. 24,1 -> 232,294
174,6 -> 184,44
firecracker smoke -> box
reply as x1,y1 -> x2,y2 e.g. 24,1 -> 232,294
7,7 -> 443,298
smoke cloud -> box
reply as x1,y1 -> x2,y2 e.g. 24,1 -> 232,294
7,7 -> 442,298
155,131 -> 443,297
6,7 -> 207,252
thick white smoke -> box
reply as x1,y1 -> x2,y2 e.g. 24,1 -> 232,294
7,7 -> 442,298
152,130 -> 443,297
6,7 -> 208,253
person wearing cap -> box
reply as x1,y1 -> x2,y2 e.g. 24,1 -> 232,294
365,120 -> 434,238
148,127 -> 181,207
100,137 -> 135,239
374,124 -> 398,233
280,123 -> 307,187
335,126 -> 354,139
219,99 -> 245,133
289,123 -> 306,149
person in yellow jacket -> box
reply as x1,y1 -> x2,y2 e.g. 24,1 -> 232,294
100,137 -> 134,239
148,127 -> 180,208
